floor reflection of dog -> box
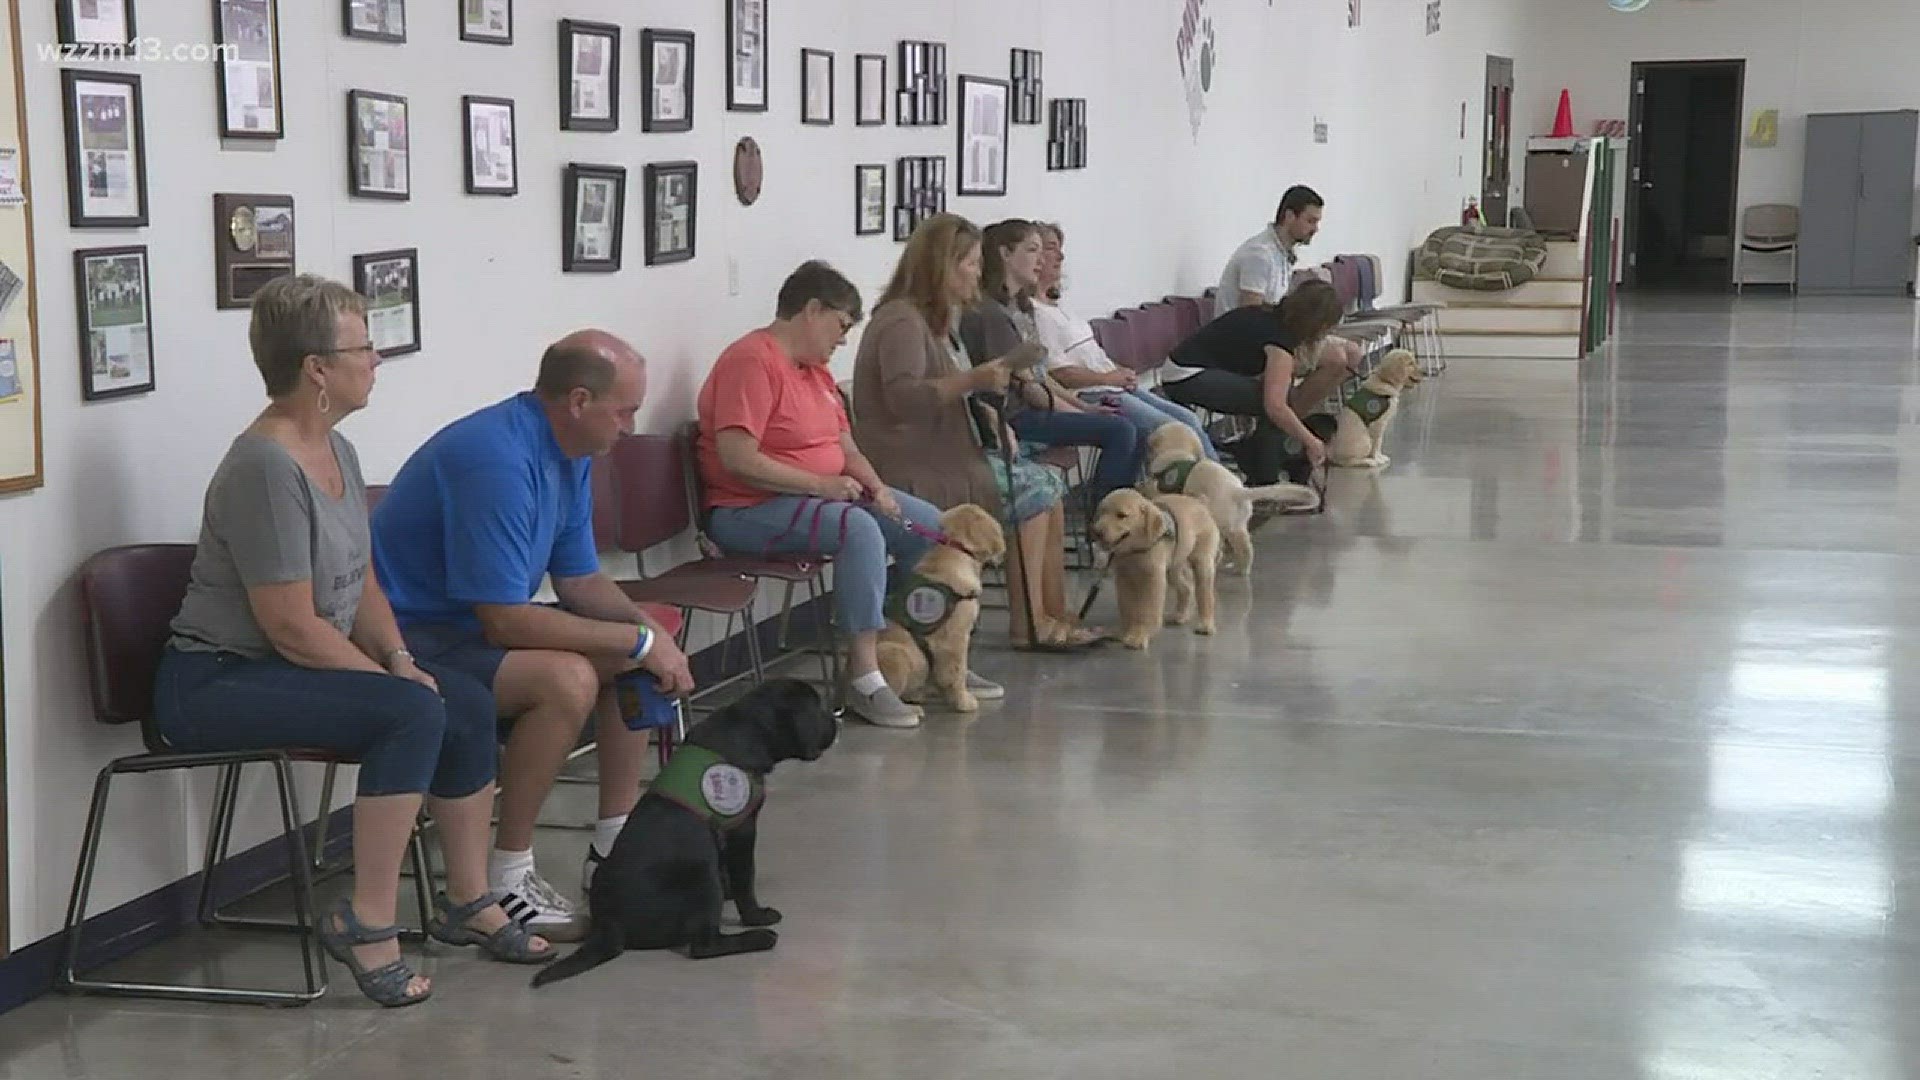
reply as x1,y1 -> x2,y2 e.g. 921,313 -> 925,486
1091,489 -> 1221,650
530,679 -> 839,988
1328,348 -> 1422,469
1140,422 -> 1319,575
876,504 -> 1005,712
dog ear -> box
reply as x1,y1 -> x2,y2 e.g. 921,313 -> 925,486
751,679 -> 839,764
683,681 -> 811,772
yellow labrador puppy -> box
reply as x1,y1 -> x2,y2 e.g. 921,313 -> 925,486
1328,348 -> 1422,470
1090,488 -> 1221,650
876,504 -> 1006,712
1140,422 -> 1319,575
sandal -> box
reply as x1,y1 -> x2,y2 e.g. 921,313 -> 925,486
316,897 -> 432,1008
427,892 -> 557,965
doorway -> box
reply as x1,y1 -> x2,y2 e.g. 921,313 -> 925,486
1482,56 -> 1514,227
1625,59 -> 1745,290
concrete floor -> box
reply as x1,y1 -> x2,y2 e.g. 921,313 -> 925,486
7,293 -> 1920,1078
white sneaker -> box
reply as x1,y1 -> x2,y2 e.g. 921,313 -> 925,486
494,864 -> 587,941
847,684 -> 923,728
964,671 -> 1005,700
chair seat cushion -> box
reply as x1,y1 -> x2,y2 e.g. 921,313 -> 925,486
700,554 -> 827,582
617,564 -> 757,614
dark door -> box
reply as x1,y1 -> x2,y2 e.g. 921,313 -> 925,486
1626,59 -> 1745,290
1482,56 -> 1514,226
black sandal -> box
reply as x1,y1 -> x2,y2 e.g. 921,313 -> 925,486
427,892 -> 557,965
316,897 -> 432,1008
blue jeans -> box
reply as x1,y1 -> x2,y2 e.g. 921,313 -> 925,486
1008,406 -> 1142,500
153,648 -> 498,798
1078,388 -> 1220,462
706,493 -> 943,634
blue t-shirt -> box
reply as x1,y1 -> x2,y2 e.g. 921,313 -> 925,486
372,392 -> 599,630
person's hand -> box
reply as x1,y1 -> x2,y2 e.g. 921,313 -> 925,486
1110,369 -> 1139,390
1095,397 -> 1123,414
813,474 -> 866,501
389,653 -> 438,694
1302,434 -> 1327,468
870,485 -> 901,519
639,634 -> 696,696
1003,341 -> 1050,372
970,360 -> 1012,393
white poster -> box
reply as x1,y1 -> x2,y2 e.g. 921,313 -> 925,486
75,82 -> 140,219
574,177 -> 615,261
71,0 -> 131,44
572,34 -> 611,120
220,0 -> 279,133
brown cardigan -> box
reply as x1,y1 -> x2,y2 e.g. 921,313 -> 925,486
850,299 -> 1003,516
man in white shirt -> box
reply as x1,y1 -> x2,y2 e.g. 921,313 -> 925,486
1211,185 -> 1360,378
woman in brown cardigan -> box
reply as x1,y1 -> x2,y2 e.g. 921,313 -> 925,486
851,214 -> 1099,649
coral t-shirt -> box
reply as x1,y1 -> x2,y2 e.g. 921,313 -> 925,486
696,329 -> 850,509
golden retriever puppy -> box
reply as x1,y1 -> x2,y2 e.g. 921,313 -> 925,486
1328,348 -> 1422,470
1140,421 -> 1319,576
1089,489 -> 1221,650
875,504 -> 1006,712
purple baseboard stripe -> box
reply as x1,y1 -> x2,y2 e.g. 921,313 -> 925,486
0,596 -> 830,1016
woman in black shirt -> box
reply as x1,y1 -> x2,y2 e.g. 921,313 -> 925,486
1160,280 -> 1345,483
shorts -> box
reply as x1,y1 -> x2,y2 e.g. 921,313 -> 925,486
401,621 -> 508,695
986,452 -> 1067,525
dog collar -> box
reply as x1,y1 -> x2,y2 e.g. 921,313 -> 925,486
1154,504 -> 1179,546
1151,458 -> 1200,495
647,745 -> 764,830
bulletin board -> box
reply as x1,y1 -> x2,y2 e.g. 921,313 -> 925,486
0,0 -> 42,495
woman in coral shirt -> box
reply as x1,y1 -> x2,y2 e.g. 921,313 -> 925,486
697,261 -> 996,729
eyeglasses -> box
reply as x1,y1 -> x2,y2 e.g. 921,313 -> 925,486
322,342 -> 379,357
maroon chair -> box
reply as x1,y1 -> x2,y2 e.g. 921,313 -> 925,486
1089,315 -> 1131,365
61,544 -> 433,1006
599,434 -> 765,706
1111,308 -> 1158,373
1163,295 -> 1205,339
1135,302 -> 1182,370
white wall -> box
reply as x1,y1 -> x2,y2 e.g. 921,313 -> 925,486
1512,0 -> 1920,232
0,0 -> 1522,950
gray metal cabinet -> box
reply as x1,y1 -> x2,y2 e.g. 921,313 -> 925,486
1799,110 -> 1918,294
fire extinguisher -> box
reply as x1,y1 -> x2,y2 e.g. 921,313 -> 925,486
1462,197 -> 1483,227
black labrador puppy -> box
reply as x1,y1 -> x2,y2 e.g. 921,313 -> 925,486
532,678 -> 838,988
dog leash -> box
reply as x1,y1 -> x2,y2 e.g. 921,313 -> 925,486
760,493 -> 958,559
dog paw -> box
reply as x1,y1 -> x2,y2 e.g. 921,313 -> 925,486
952,692 -> 980,713
1165,612 -> 1189,627
738,904 -> 783,927
1121,634 -> 1151,651
1194,622 -> 1215,636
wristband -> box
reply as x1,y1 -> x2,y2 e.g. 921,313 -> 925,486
630,625 -> 655,662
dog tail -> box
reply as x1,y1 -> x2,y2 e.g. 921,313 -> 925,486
530,922 -> 624,989
1239,482 -> 1321,510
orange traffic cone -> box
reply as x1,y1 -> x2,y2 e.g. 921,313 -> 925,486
1551,89 -> 1575,138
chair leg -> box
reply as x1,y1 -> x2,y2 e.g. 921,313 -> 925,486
775,579 -> 798,652
743,596 -> 766,685
196,763 -> 241,925
405,825 -> 434,933
269,758 -> 325,998
311,761 -> 339,870
56,763 -> 118,990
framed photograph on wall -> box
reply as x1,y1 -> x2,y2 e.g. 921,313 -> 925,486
60,69 -> 148,228
855,164 -> 885,236
462,95 -> 517,195
644,161 -> 697,266
74,245 -> 154,401
344,0 -> 405,42
57,0 -> 136,49
214,0 -> 285,139
459,0 -> 511,44
562,163 -> 625,272
855,53 -> 885,126
726,0 -> 767,112
352,248 -> 420,358
559,18 -> 619,132
348,90 -> 410,199
214,192 -> 296,309
801,48 -> 833,125
641,28 -> 694,133
1009,49 -> 1042,125
956,76 -> 1009,197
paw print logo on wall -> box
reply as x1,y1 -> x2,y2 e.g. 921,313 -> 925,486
1174,0 -> 1213,140
1198,18 -> 1215,92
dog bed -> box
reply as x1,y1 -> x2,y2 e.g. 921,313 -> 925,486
1416,226 -> 1549,291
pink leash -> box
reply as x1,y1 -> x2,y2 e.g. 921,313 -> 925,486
761,495 -> 956,559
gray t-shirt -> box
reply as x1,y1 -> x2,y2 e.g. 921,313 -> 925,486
169,431 -> 370,659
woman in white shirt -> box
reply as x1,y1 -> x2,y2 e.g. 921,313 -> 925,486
1031,223 -> 1219,462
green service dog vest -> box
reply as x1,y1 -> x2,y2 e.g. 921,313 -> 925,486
1344,387 -> 1392,423
885,574 -> 969,639
1150,458 -> 1200,495
647,745 -> 764,831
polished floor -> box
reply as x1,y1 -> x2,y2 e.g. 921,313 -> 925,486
7,294 -> 1920,1078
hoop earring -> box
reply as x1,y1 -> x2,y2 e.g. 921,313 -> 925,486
316,387 -> 332,416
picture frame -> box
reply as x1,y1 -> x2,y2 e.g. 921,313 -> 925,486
213,192 -> 296,309
801,48 -> 833,126
855,53 -> 886,126
896,40 -> 946,127
213,0 -> 285,140
57,0 -> 136,50
641,28 -> 694,134
74,245 -> 154,401
59,69 -> 148,228
352,247 -> 421,358
855,164 -> 885,236
1009,48 -> 1042,125
459,0 -> 511,44
562,163 -> 625,272
725,0 -> 767,112
892,154 -> 944,242
343,0 -> 405,43
1048,97 -> 1088,171
347,90 -> 410,200
559,18 -> 620,132
956,75 -> 1009,197
462,95 -> 517,195
643,160 -> 698,266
